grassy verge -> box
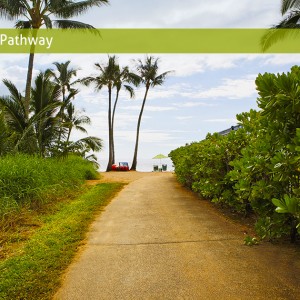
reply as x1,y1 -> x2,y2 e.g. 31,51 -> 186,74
0,154 -> 99,221
0,182 -> 124,300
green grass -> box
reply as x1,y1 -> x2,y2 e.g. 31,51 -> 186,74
0,154 -> 99,224
0,182 -> 124,300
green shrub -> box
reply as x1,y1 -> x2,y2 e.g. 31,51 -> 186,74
170,66 -> 300,241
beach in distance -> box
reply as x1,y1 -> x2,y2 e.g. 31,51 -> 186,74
98,157 -> 174,172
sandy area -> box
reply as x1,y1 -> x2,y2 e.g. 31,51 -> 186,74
87,171 -> 170,184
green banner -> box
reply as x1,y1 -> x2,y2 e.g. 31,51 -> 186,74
0,29 -> 299,53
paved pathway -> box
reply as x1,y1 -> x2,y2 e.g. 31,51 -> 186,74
55,173 -> 300,300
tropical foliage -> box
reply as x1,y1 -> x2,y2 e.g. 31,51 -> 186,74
0,0 -> 109,119
170,66 -> 300,242
261,0 -> 300,51
0,61 -> 103,159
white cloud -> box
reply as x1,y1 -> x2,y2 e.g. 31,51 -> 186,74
263,54 -> 300,66
174,101 -> 217,108
121,105 -> 176,112
74,0 -> 281,29
176,116 -> 193,120
115,129 -> 175,143
158,55 -> 238,77
192,75 -> 257,100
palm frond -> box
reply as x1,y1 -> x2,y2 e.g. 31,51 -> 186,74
0,0 -> 27,19
73,136 -> 103,152
54,0 -> 109,18
2,79 -> 23,102
43,15 -> 53,28
53,19 -> 95,29
81,76 -> 97,86
127,72 -> 141,87
123,84 -> 135,98
73,125 -> 88,134
261,26 -> 300,51
15,20 -> 31,28
281,0 -> 300,15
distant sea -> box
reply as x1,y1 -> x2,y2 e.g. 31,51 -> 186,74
98,157 -> 174,172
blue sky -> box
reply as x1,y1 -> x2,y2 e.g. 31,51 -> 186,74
0,0 -> 300,170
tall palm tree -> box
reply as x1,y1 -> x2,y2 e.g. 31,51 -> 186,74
49,61 -> 78,105
0,0 -> 109,120
261,0 -> 300,51
83,55 -> 119,171
49,60 -> 79,144
31,71 -> 61,157
130,56 -> 171,171
0,77 -> 60,155
111,65 -> 138,164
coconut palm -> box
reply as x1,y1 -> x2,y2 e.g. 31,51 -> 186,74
63,103 -> 91,144
59,136 -> 103,160
130,56 -> 171,171
30,71 -> 61,157
111,65 -> 139,164
83,55 -> 119,171
0,0 -> 109,120
261,0 -> 300,51
49,61 -> 79,144
0,79 -> 35,153
0,77 -> 60,155
49,61 -> 79,105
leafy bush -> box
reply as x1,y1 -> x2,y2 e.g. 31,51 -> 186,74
170,66 -> 300,241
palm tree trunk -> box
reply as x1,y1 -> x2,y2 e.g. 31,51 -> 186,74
66,126 -> 72,144
57,88 -> 66,145
130,86 -> 149,171
111,89 -> 120,164
25,52 -> 35,120
25,32 -> 37,121
106,86 -> 113,171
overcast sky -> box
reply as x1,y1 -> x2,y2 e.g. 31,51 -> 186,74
0,0 -> 299,171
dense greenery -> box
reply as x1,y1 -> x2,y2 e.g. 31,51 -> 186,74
170,66 -> 300,242
0,62 -> 102,160
0,154 -> 99,224
0,182 -> 124,300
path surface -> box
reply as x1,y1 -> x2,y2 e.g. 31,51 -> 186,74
55,172 -> 300,300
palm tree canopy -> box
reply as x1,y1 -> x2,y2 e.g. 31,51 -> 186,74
64,103 -> 91,134
261,0 -> 300,51
31,71 -> 61,114
136,56 -> 172,88
83,55 -> 121,90
49,61 -> 78,91
281,0 -> 300,15
0,79 -> 26,133
0,0 -> 109,29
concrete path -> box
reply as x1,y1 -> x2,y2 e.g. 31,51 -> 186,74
55,173 -> 300,300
